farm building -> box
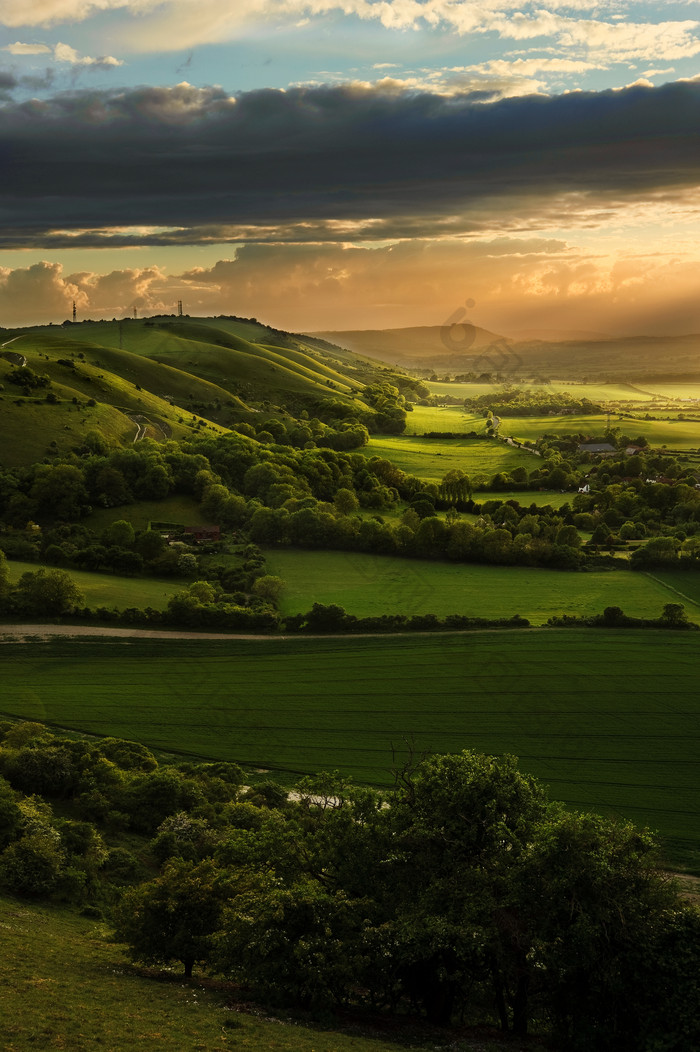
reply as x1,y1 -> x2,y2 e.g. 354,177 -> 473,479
577,442 -> 616,456
184,525 -> 221,543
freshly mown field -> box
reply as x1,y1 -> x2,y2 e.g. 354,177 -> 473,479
6,561 -> 179,611
0,895 -> 443,1052
264,549 -> 696,624
1,631 -> 698,869
362,435 -> 535,483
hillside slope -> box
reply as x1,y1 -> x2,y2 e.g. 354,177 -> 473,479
0,316 -> 399,467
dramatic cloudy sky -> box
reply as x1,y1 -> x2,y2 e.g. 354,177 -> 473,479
1,1 -> 700,334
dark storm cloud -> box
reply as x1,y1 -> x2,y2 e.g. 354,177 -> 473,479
2,79 -> 700,244
0,70 -> 18,99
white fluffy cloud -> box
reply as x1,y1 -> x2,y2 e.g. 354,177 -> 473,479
2,39 -> 123,66
54,42 -> 123,66
0,261 -> 84,323
2,41 -> 52,54
5,234 -> 700,335
0,261 -> 185,325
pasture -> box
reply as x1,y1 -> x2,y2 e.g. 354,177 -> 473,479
501,414 -> 700,449
362,435 -> 535,484
473,490 -> 573,509
5,561 -> 179,611
0,393 -> 133,469
416,381 -> 700,453
426,379 -> 700,405
263,549 -> 697,623
1,630 -> 698,869
404,405 -> 486,433
84,495 -> 210,533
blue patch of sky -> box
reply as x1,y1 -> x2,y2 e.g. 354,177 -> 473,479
2,3 -> 700,101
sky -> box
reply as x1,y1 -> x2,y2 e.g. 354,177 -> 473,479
1,1 -> 700,336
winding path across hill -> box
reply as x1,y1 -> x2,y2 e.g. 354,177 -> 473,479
0,335 -> 28,367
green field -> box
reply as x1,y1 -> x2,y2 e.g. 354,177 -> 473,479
651,570 -> 700,608
363,435 -> 535,483
501,413 -> 700,448
414,381 -> 700,453
7,548 -> 697,623
0,895 -> 437,1052
404,405 -> 486,433
425,380 -> 655,403
263,549 -> 696,623
426,379 -> 700,405
629,382 -> 700,401
473,490 -> 573,508
84,495 -> 210,533
1,631 -> 699,868
6,561 -> 180,611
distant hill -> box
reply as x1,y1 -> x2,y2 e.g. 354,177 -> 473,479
312,325 -> 700,381
312,324 -> 506,370
508,328 -> 611,342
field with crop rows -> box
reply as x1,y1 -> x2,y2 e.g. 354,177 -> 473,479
1,631 -> 699,868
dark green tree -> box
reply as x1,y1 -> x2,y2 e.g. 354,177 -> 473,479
114,858 -> 235,977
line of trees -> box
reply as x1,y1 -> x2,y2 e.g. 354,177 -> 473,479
465,386 -> 604,416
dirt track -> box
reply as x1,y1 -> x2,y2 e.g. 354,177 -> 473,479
0,623 -> 538,643
0,623 -> 277,642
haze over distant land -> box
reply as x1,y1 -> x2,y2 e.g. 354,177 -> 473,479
313,325 -> 700,380
1,3 -> 700,336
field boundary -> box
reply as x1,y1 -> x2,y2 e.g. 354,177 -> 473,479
642,572 -> 700,611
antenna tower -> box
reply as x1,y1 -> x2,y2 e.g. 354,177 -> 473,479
133,306 -> 137,320
177,300 -> 183,317
72,301 -> 76,323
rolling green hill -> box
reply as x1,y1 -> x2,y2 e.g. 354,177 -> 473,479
0,316 -> 399,469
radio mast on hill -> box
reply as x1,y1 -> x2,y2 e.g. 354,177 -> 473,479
133,306 -> 137,320
72,301 -> 76,323
177,300 -> 183,317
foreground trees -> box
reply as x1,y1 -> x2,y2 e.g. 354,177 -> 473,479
1,721 -> 698,1048
114,750 -> 699,1047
